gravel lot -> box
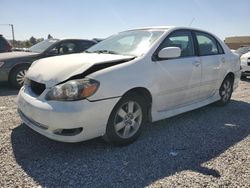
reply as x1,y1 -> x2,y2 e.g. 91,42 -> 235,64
0,80 -> 249,188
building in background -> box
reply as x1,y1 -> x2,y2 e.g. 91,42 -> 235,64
225,36 -> 250,50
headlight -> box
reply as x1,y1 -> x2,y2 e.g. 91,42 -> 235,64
0,62 -> 5,68
240,56 -> 247,62
45,78 -> 100,101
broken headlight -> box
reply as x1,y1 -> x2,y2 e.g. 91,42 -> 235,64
45,78 -> 99,101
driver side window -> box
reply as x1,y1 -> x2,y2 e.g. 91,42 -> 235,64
158,30 -> 195,58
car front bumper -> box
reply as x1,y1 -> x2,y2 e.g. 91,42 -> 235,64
17,86 -> 120,142
241,65 -> 250,76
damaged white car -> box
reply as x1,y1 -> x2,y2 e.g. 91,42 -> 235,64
17,26 -> 241,145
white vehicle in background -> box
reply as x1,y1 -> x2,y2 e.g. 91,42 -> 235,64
17,26 -> 241,145
240,51 -> 250,79
235,46 -> 250,57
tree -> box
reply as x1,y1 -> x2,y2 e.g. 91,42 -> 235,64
36,38 -> 44,43
25,40 -> 32,47
29,36 -> 36,45
47,34 -> 53,39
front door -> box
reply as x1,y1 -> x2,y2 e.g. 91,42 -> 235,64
153,30 -> 202,111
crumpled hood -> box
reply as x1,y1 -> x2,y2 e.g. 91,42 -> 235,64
26,53 -> 134,87
0,51 -> 39,60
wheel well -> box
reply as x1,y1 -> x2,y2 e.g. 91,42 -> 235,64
123,87 -> 152,122
8,63 -> 30,81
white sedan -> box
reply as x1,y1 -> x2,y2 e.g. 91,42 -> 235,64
240,51 -> 250,78
17,26 -> 241,145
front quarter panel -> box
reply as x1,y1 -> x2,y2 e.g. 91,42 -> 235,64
87,57 -> 155,101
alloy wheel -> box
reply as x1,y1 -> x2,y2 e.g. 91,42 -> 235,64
16,69 -> 27,85
114,101 -> 143,139
220,80 -> 232,102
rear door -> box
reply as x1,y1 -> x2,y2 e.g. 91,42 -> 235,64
194,31 -> 225,99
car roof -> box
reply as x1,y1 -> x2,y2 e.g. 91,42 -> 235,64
125,26 -> 175,32
57,38 -> 97,42
125,26 -> 215,34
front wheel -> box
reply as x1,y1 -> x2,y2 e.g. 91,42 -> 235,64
216,77 -> 233,106
103,92 -> 147,146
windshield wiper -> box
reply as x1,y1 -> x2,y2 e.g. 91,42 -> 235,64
92,50 -> 120,55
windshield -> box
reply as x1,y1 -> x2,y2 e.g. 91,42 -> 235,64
86,30 -> 164,57
28,39 -> 59,53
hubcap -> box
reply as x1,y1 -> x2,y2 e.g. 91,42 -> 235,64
221,80 -> 232,102
114,101 -> 142,139
16,69 -> 27,85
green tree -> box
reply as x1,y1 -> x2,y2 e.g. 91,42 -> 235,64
29,36 -> 36,45
47,34 -> 53,39
36,38 -> 44,43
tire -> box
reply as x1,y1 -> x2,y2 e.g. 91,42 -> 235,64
103,92 -> 148,146
9,65 -> 29,89
216,76 -> 233,106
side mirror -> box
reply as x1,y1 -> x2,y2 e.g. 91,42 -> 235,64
158,47 -> 181,59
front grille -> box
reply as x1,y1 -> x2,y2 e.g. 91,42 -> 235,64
30,80 -> 46,95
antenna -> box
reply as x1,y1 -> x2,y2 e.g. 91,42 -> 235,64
188,18 -> 195,26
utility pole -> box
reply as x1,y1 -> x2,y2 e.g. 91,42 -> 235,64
10,24 -> 15,47
188,18 -> 195,27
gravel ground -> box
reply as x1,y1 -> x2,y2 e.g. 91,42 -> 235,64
0,80 -> 249,188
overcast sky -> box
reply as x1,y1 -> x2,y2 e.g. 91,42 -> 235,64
0,0 -> 249,40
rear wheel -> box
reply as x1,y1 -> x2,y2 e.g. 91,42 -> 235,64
10,65 -> 29,89
216,77 -> 233,106
103,92 -> 147,146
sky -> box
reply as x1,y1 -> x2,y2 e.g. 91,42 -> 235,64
0,0 -> 249,41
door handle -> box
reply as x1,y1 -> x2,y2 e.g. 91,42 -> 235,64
193,61 -> 200,67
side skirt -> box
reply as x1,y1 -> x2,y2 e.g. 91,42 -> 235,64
151,92 -> 220,122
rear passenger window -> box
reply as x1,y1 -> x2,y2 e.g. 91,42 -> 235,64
195,32 -> 223,56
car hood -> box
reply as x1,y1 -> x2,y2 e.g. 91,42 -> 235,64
241,51 -> 250,58
26,53 -> 134,87
0,51 -> 39,61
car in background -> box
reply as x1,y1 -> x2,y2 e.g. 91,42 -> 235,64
0,38 -> 97,88
235,46 -> 250,57
240,51 -> 250,79
17,26 -> 241,145
0,34 -> 12,53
